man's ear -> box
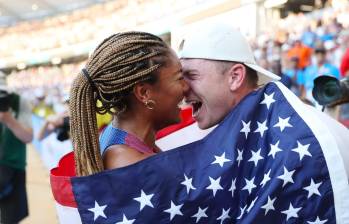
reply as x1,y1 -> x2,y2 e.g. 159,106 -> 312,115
227,63 -> 246,91
133,83 -> 152,104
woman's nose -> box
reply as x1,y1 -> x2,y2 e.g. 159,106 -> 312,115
182,79 -> 190,93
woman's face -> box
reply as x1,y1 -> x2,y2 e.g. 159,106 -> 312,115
149,52 -> 189,130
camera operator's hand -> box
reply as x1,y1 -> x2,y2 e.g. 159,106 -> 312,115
0,111 -> 33,143
0,111 -> 12,124
37,114 -> 66,141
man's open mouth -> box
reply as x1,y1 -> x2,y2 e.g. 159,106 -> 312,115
190,101 -> 202,117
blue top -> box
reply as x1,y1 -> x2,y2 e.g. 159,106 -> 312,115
99,124 -> 155,156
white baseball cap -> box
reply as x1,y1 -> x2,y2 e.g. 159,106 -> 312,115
179,23 -> 280,85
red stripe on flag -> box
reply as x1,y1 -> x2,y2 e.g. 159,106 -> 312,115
156,107 -> 194,139
50,152 -> 77,208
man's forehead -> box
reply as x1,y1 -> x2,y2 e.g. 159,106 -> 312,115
180,58 -> 215,69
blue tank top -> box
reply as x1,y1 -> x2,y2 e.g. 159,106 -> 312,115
99,124 -> 155,156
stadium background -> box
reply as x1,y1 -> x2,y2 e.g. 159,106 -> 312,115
0,0 -> 348,223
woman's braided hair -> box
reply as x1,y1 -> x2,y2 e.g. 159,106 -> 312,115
70,32 -> 171,176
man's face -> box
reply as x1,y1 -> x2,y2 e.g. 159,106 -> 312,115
181,59 -> 233,129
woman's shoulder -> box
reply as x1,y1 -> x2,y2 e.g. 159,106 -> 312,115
103,144 -> 149,170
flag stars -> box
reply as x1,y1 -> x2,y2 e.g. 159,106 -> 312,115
254,119 -> 268,137
237,205 -> 247,219
181,174 -> 196,194
260,169 -> 271,188
248,148 -> 264,167
303,179 -> 322,198
281,203 -> 302,221
217,208 -> 231,224
261,196 -> 276,215
268,140 -> 282,159
133,190 -> 154,211
228,178 -> 236,197
88,201 -> 107,221
236,148 -> 243,167
116,214 -> 135,224
242,177 -> 256,194
307,216 -> 328,224
246,197 -> 258,213
164,201 -> 184,221
260,92 -> 275,109
206,176 -> 223,196
273,116 -> 293,132
292,141 -> 312,161
191,206 -> 208,223
211,152 -> 231,167
277,166 -> 295,187
240,120 -> 251,139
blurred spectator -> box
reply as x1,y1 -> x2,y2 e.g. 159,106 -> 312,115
0,72 -> 33,223
339,30 -> 349,77
283,57 -> 304,96
287,40 -> 313,70
302,47 -> 341,103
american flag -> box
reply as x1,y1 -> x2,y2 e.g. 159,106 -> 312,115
52,82 -> 348,223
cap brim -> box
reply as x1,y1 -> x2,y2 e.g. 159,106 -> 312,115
244,63 -> 281,85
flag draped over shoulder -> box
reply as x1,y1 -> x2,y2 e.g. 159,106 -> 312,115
50,82 -> 349,224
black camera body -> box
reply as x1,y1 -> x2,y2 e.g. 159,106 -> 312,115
312,75 -> 349,107
55,116 -> 70,142
0,91 -> 13,112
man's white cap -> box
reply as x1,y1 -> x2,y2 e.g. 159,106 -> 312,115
0,71 -> 9,92
179,23 -> 280,85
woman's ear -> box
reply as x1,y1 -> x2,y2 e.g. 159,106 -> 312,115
133,83 -> 152,104
227,63 -> 246,91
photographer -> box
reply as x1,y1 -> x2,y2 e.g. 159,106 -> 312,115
0,72 -> 33,224
37,112 -> 70,142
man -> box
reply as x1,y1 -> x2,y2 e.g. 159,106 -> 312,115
302,47 -> 340,104
180,23 -> 349,223
0,71 -> 33,224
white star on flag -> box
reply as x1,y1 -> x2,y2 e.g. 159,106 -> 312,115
228,178 -> 236,197
248,148 -> 264,167
292,141 -> 311,161
242,177 -> 256,194
303,179 -> 322,198
133,190 -> 154,211
268,140 -> 283,159
206,176 -> 223,196
191,206 -> 208,223
217,208 -> 231,224
116,214 -> 135,224
307,216 -> 328,224
254,119 -> 268,137
237,205 -> 247,219
273,116 -> 293,132
281,203 -> 302,221
240,120 -> 251,138
236,148 -> 243,167
261,196 -> 276,215
164,201 -> 183,221
260,92 -> 275,109
260,169 -> 271,187
277,166 -> 295,187
87,201 -> 107,221
211,152 -> 231,167
181,174 -> 196,194
246,197 -> 258,213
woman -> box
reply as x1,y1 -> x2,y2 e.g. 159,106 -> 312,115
70,32 -> 188,176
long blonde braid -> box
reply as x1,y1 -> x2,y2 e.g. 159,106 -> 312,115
70,32 -> 171,176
